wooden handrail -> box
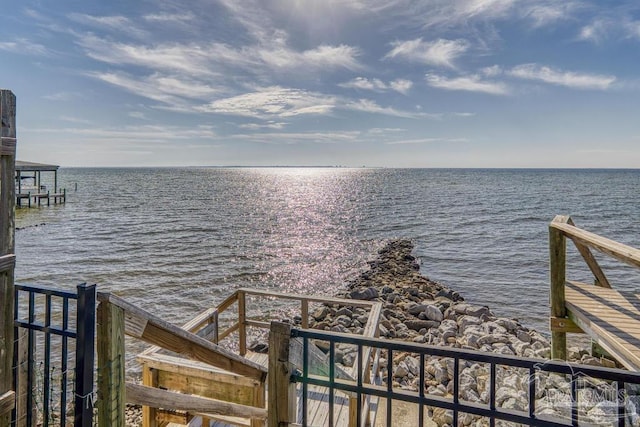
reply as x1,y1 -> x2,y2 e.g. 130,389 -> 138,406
550,221 -> 640,270
97,292 -> 266,382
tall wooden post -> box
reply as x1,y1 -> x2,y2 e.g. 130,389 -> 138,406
97,301 -> 126,427
550,215 -> 568,360
0,89 -> 17,427
268,322 -> 296,427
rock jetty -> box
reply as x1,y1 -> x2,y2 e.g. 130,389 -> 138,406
304,239 -> 634,426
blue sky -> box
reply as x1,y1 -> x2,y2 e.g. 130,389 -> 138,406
1,1 -> 639,167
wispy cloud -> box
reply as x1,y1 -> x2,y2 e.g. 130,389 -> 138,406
345,99 -> 438,119
384,38 -> 468,68
509,64 -> 615,90
385,137 -> 468,145
143,12 -> 195,23
198,87 -> 337,119
68,13 -> 148,39
425,73 -> 508,95
339,77 -> 412,94
89,71 -> 223,107
0,38 -> 48,55
239,122 -> 288,130
43,92 -> 84,101
25,125 -> 217,142
231,131 -> 361,144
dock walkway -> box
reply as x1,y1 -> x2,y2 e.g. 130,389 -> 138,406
549,215 -> 640,369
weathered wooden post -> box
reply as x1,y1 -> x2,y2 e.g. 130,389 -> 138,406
0,89 -> 17,427
268,322 -> 296,427
550,215 -> 568,360
97,300 -> 126,427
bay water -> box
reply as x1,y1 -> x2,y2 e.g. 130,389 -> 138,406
14,168 -> 640,335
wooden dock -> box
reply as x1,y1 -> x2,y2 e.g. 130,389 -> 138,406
549,215 -> 640,370
15,160 -> 66,207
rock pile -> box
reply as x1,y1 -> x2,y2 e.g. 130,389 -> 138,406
305,239 -> 635,426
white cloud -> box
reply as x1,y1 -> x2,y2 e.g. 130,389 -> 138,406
339,77 -> 388,91
239,122 -> 288,130
519,2 -> 581,28
384,38 -> 468,68
90,71 -> 223,106
481,65 -> 502,77
26,125 -> 216,142
143,12 -> 195,23
199,87 -> 337,119
426,73 -> 508,95
389,79 -> 413,94
0,38 -> 48,55
339,77 -> 412,94
42,92 -> 84,101
509,64 -> 615,90
345,99 -> 439,119
261,44 -> 362,71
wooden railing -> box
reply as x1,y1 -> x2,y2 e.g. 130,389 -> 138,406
549,215 -> 640,360
96,292 -> 268,426
137,288 -> 382,427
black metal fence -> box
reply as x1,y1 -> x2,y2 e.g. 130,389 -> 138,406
12,283 -> 96,427
292,327 -> 640,427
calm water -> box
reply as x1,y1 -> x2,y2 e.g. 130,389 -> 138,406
14,168 -> 640,334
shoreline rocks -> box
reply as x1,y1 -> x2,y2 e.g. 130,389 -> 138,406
304,239 -> 634,426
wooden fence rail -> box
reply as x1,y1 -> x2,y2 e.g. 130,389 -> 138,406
96,292 -> 268,427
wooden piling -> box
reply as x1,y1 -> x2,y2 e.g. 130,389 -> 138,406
0,89 -> 16,427
97,301 -> 126,427
550,215 -> 569,360
268,321 -> 296,427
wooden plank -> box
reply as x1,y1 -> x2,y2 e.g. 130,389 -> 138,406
238,290 -> 247,356
268,322 -> 296,427
239,288 -> 376,308
0,89 -> 16,427
0,391 -> 14,417
549,316 -> 583,334
142,365 -> 158,427
155,409 -> 190,424
138,353 -> 260,388
0,255 -> 14,273
140,307 -> 219,357
549,215 -> 568,360
126,383 -> 267,420
565,218 -> 611,288
97,301 -> 126,427
157,370 -> 257,407
551,221 -> 640,269
565,282 -> 640,370
97,292 -> 266,382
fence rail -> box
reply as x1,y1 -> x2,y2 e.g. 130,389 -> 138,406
12,283 -> 96,427
278,322 -> 640,427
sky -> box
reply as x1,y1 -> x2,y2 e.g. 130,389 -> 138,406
1,0 -> 639,167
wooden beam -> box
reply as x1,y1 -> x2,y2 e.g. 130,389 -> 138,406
268,321 -> 297,427
564,217 -> 611,288
125,383 -> 267,420
238,288 -> 376,308
549,316 -> 583,334
550,215 -> 568,360
97,301 -> 126,427
0,255 -> 14,273
550,221 -> 640,270
0,89 -> 16,427
0,391 -> 14,417
97,292 -> 267,382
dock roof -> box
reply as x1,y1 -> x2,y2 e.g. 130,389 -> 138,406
16,161 -> 59,172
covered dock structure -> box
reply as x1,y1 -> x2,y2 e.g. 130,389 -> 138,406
15,160 -> 65,207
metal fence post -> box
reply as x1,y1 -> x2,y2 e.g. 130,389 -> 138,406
74,283 -> 96,427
